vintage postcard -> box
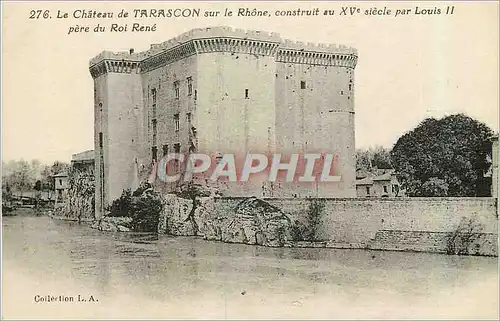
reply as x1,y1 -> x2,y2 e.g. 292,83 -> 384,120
1,1 -> 499,319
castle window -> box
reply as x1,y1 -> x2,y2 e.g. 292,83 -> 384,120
99,132 -> 103,149
152,146 -> 158,162
301,81 -> 306,89
194,90 -> 197,100
151,88 -> 157,118
245,89 -> 249,99
349,84 -> 352,91
186,112 -> 191,124
151,88 -> 157,104
174,114 -> 180,132
152,119 -> 157,144
187,77 -> 193,96
340,90 -> 344,95
383,185 -> 388,193
174,81 -> 180,99
174,143 -> 180,154
163,144 -> 168,156
366,186 -> 371,195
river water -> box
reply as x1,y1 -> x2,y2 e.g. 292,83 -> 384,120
2,215 -> 498,319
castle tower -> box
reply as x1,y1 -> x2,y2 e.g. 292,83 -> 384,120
90,52 -> 144,218
89,27 -> 358,214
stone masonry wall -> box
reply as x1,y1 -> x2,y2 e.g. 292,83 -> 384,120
159,196 -> 498,256
267,197 -> 498,255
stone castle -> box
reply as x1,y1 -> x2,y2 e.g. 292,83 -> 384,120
89,26 -> 358,218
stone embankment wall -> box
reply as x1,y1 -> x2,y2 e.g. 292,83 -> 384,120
159,195 -> 498,256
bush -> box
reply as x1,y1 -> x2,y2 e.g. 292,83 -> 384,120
291,199 -> 325,241
108,189 -> 132,217
446,217 -> 485,255
107,183 -> 163,232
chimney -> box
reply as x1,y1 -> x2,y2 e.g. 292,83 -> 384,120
129,48 -> 134,54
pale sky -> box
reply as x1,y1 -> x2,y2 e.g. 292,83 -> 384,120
2,1 -> 499,164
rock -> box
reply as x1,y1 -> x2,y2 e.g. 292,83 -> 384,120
255,231 -> 266,246
159,194 -> 292,248
117,225 -> 131,232
53,170 -> 95,222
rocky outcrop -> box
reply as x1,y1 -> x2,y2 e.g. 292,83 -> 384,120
159,194 -> 292,247
53,170 -> 94,222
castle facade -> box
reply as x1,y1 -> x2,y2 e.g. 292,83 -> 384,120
89,26 -> 358,217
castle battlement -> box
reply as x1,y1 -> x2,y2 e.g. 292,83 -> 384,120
89,51 -> 145,67
90,26 -> 358,76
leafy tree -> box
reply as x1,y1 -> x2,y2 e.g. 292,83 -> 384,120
34,180 -> 42,191
356,146 -> 392,171
372,146 -> 392,169
356,149 -> 372,171
9,160 -> 35,197
391,114 -> 493,197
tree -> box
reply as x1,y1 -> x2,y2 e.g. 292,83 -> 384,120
371,146 -> 392,169
356,146 -> 392,171
51,161 -> 69,176
356,149 -> 372,171
9,160 -> 35,197
391,114 -> 493,197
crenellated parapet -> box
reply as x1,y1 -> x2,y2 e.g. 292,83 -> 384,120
277,49 -> 357,68
89,26 -> 359,76
89,59 -> 141,78
193,38 -> 280,56
141,41 -> 197,73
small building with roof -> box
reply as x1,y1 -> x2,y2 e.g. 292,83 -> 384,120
356,169 -> 404,198
53,171 -> 69,203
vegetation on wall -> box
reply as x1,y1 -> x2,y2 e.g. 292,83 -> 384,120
446,216 -> 485,255
291,199 -> 325,242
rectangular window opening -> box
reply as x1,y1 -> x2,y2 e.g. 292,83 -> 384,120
152,119 -> 157,144
187,77 -> 193,96
174,81 -> 180,100
300,81 -> 306,89
245,89 -> 249,99
152,146 -> 158,162
174,114 -> 180,132
99,132 -> 103,149
151,88 -> 157,104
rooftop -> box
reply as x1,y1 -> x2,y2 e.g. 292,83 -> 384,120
90,26 -> 357,66
356,169 -> 396,185
71,150 -> 95,162
53,171 -> 68,178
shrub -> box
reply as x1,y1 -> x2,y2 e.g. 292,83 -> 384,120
291,199 -> 325,241
446,217 -> 485,255
107,183 -> 163,232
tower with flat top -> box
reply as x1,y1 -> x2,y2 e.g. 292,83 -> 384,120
89,26 -> 358,218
